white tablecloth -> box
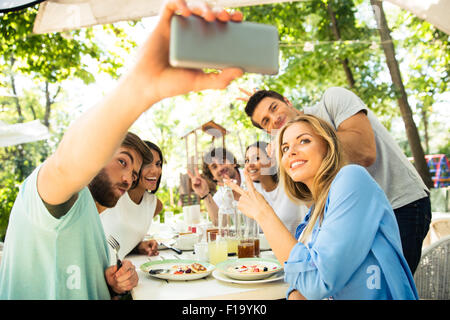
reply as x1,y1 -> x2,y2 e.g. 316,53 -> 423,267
126,250 -> 289,300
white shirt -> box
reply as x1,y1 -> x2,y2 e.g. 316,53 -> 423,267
213,168 -> 245,208
101,191 -> 156,263
253,182 -> 307,237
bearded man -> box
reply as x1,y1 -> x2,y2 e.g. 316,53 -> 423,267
0,132 -> 151,299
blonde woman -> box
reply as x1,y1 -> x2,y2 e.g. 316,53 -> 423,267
245,141 -> 306,237
226,114 -> 418,300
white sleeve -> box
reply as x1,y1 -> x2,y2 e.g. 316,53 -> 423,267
212,189 -> 223,208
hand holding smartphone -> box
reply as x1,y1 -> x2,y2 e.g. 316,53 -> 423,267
169,15 -> 279,75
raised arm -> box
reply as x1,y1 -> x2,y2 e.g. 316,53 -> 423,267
337,111 -> 376,167
322,87 -> 376,167
37,0 -> 244,207
187,168 -> 219,225
225,170 -> 297,264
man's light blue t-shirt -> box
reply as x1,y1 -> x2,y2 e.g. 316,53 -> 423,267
284,165 -> 418,300
0,165 -> 111,299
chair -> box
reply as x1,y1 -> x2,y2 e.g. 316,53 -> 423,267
431,218 -> 450,239
422,216 -> 450,248
414,235 -> 450,299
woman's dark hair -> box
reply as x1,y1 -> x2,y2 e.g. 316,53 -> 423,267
123,132 -> 153,189
144,141 -> 163,194
245,141 -> 278,184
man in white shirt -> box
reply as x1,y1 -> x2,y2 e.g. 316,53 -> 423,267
188,147 -> 243,226
244,87 -> 431,274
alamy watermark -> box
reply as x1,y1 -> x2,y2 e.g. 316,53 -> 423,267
66,265 -> 81,290
366,265 -> 381,290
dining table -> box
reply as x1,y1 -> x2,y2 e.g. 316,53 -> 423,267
126,247 -> 290,300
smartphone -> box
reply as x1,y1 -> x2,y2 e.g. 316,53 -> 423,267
169,15 -> 279,75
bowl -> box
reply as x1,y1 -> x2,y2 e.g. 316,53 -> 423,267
175,233 -> 199,250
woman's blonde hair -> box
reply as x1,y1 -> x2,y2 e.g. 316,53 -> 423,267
276,114 -> 345,244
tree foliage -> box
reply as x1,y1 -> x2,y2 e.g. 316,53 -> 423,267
239,0 -> 449,152
0,6 -> 134,240
0,1 -> 449,239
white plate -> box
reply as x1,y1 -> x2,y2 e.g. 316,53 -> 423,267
173,242 -> 194,251
140,259 -> 215,281
212,269 -> 284,284
215,258 -> 283,281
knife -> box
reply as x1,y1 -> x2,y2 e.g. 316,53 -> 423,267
159,241 -> 182,255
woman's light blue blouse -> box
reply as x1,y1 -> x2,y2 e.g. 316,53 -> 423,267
284,165 -> 418,300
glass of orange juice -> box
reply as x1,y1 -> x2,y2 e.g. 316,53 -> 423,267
208,231 -> 228,265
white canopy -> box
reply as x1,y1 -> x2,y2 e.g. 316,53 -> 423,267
0,0 -> 44,12
0,120 -> 50,148
32,0 -> 301,34
31,0 -> 450,35
385,0 -> 450,35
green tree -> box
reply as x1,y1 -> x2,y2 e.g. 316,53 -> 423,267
239,0 -> 448,185
240,0 -> 395,119
370,0 -> 433,188
396,12 -> 450,155
0,6 -> 135,240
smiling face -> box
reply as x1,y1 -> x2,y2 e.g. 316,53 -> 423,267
139,148 -> 162,192
251,97 -> 300,135
207,158 -> 238,184
244,146 -> 272,182
280,122 -> 328,190
89,147 -> 142,208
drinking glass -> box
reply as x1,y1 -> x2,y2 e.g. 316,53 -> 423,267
237,210 -> 258,258
194,242 -> 209,262
207,231 -> 228,265
218,210 -> 239,256
164,211 -> 174,224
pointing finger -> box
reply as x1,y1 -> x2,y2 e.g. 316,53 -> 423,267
243,170 -> 257,194
224,178 -> 246,196
238,87 -> 253,97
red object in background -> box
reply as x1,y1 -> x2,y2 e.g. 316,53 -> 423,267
410,154 -> 450,188
425,154 -> 450,188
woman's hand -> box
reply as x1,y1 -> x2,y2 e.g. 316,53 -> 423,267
137,240 -> 159,256
227,170 -> 298,265
288,290 -> 307,300
224,169 -> 274,222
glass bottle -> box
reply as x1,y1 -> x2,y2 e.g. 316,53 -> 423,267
217,185 -> 238,256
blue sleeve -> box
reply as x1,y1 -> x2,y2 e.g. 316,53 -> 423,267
284,165 -> 388,299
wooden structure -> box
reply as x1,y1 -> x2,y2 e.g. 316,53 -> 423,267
179,120 -> 228,206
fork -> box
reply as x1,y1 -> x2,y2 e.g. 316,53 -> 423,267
107,235 -> 131,298
107,235 -> 122,269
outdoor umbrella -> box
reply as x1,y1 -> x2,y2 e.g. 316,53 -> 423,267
0,120 -> 50,148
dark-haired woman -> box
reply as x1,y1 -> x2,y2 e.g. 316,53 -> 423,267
101,141 -> 164,260
245,141 -> 306,236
